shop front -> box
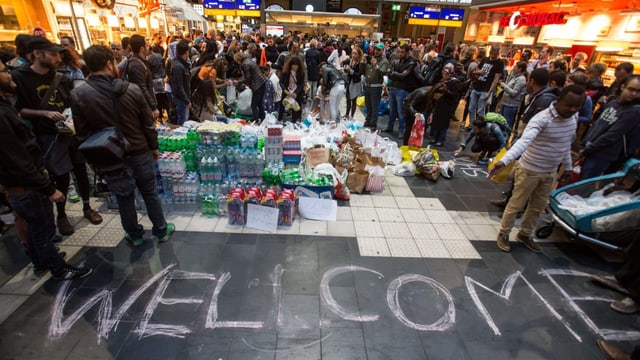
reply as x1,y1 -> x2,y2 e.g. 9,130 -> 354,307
465,0 -> 640,84
204,0 -> 259,34
0,0 -> 50,43
264,9 -> 379,38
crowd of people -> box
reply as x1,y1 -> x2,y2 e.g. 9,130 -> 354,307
0,28 -> 638,358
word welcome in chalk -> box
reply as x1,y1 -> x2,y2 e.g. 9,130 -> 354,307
49,265 -> 640,345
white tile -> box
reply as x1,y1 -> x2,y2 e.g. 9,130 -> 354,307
187,215 -> 218,232
349,195 -> 374,207
407,223 -> 440,241
372,196 -> 398,208
424,210 -> 455,224
354,221 -> 384,238
459,211 -> 492,225
381,222 -> 413,239
376,208 -> 404,223
435,224 -> 468,240
299,220 -> 328,236
385,176 -> 408,186
103,214 -> 125,228
276,219 -> 301,235
0,295 -> 28,324
351,207 -> 379,222
418,198 -> 446,210
242,226 -> 272,234
0,266 -> 51,295
394,197 -> 421,209
165,214 -> 192,231
86,227 -> 125,247
214,219 -> 244,233
337,206 -> 353,221
468,224 -> 499,241
327,221 -> 356,237
61,226 -> 99,246
457,224 -> 477,241
443,240 -> 481,259
390,186 -> 414,197
357,237 -> 390,257
414,239 -> 451,258
400,208 -> 428,223
386,238 -> 422,257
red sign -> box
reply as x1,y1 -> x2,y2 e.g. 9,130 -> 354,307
499,11 -> 568,30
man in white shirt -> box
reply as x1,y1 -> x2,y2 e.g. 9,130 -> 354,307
488,84 -> 585,253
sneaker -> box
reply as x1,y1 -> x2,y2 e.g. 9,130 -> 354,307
611,297 -> 640,314
124,233 -> 144,247
490,198 -> 508,208
496,233 -> 511,252
83,208 -> 103,225
516,233 -> 543,253
67,189 -> 80,203
591,275 -> 630,295
52,264 -> 93,280
158,223 -> 175,243
477,158 -> 489,165
57,216 -> 74,236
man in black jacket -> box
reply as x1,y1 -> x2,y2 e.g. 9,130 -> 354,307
169,40 -> 191,125
0,59 -> 92,280
127,34 -> 159,119
71,45 -> 174,247
385,44 -> 419,137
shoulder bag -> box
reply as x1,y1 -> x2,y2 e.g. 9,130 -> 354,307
40,73 -> 75,135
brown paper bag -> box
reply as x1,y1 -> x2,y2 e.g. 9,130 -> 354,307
347,169 -> 370,194
306,146 -> 331,169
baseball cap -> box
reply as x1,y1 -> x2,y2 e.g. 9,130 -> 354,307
27,37 -> 64,52
375,43 -> 384,50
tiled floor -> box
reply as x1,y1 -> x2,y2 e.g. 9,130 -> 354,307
0,106 -> 635,359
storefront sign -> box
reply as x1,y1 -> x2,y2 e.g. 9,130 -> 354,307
499,11 -> 568,30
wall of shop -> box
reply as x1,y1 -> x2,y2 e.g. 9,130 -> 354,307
0,0 -> 50,42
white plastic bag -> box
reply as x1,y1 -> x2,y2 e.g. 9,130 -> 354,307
226,84 -> 236,104
393,161 -> 416,177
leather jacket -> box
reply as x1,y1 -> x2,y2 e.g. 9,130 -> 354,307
71,74 -> 158,157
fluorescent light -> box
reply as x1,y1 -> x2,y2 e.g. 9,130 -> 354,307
488,35 -> 505,43
513,36 -> 534,45
547,38 -> 573,48
595,40 -> 629,52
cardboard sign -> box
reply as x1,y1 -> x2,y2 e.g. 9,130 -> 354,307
298,197 -> 337,221
246,204 -> 279,233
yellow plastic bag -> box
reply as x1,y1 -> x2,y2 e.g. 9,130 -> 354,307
487,147 -> 514,184
400,145 -> 439,162
356,96 -> 365,107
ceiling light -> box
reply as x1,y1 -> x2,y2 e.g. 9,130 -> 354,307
595,40 -> 630,52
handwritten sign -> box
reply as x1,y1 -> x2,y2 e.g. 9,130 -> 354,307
246,204 -> 279,233
298,197 -> 337,221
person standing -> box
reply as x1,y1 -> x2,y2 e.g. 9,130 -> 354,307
428,63 -> 462,147
385,44 -> 419,137
278,56 -> 305,122
127,34 -> 159,120
343,48 -> 365,121
12,37 -> 76,236
531,46 -> 554,71
467,45 -> 503,135
579,76 -> 640,179
498,61 -> 528,128
0,59 -> 92,280
363,43 -> 389,129
305,39 -> 322,101
169,40 -> 191,125
319,62 -> 346,123
488,85 -> 585,253
71,45 -> 175,246
569,52 -> 587,73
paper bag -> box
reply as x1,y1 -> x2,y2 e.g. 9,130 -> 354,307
306,146 -> 331,169
347,169 -> 370,194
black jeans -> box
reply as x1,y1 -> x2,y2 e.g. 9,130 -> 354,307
364,86 -> 382,126
616,237 -> 640,304
251,83 -> 266,122
8,190 -> 65,273
102,153 -> 167,238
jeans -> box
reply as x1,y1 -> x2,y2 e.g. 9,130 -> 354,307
252,83 -> 266,121
101,153 -> 168,239
616,236 -> 640,304
387,88 -> 409,133
499,162 -> 555,238
500,105 -> 519,128
307,81 -> 318,102
8,190 -> 65,273
468,89 -> 488,126
329,83 -> 346,122
430,127 -> 448,144
581,156 -> 611,180
364,86 -> 383,126
173,96 -> 190,125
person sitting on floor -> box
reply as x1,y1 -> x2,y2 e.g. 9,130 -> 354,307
454,117 -> 507,164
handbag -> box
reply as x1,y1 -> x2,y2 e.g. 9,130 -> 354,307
40,73 -> 75,135
78,81 -> 129,168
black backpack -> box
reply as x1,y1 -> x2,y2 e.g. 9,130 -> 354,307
422,56 -> 445,86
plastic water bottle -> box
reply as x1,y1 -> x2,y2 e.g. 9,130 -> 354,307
227,150 -> 238,183
212,157 -> 222,184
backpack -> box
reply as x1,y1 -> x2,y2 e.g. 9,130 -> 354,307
484,112 -> 511,137
422,56 -> 445,86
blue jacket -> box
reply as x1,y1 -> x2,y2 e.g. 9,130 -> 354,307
461,122 -> 507,149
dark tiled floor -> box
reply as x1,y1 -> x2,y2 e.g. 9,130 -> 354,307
0,232 -> 637,359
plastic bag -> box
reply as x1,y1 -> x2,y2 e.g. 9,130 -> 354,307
365,165 -> 385,192
393,161 -> 416,177
226,84 -> 236,104
488,147 -> 514,184
283,97 -> 301,111
438,160 -> 455,179
408,115 -> 424,147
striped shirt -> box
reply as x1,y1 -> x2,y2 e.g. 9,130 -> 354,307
501,102 -> 577,173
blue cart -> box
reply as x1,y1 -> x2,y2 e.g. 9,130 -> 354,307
536,158 -> 640,251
